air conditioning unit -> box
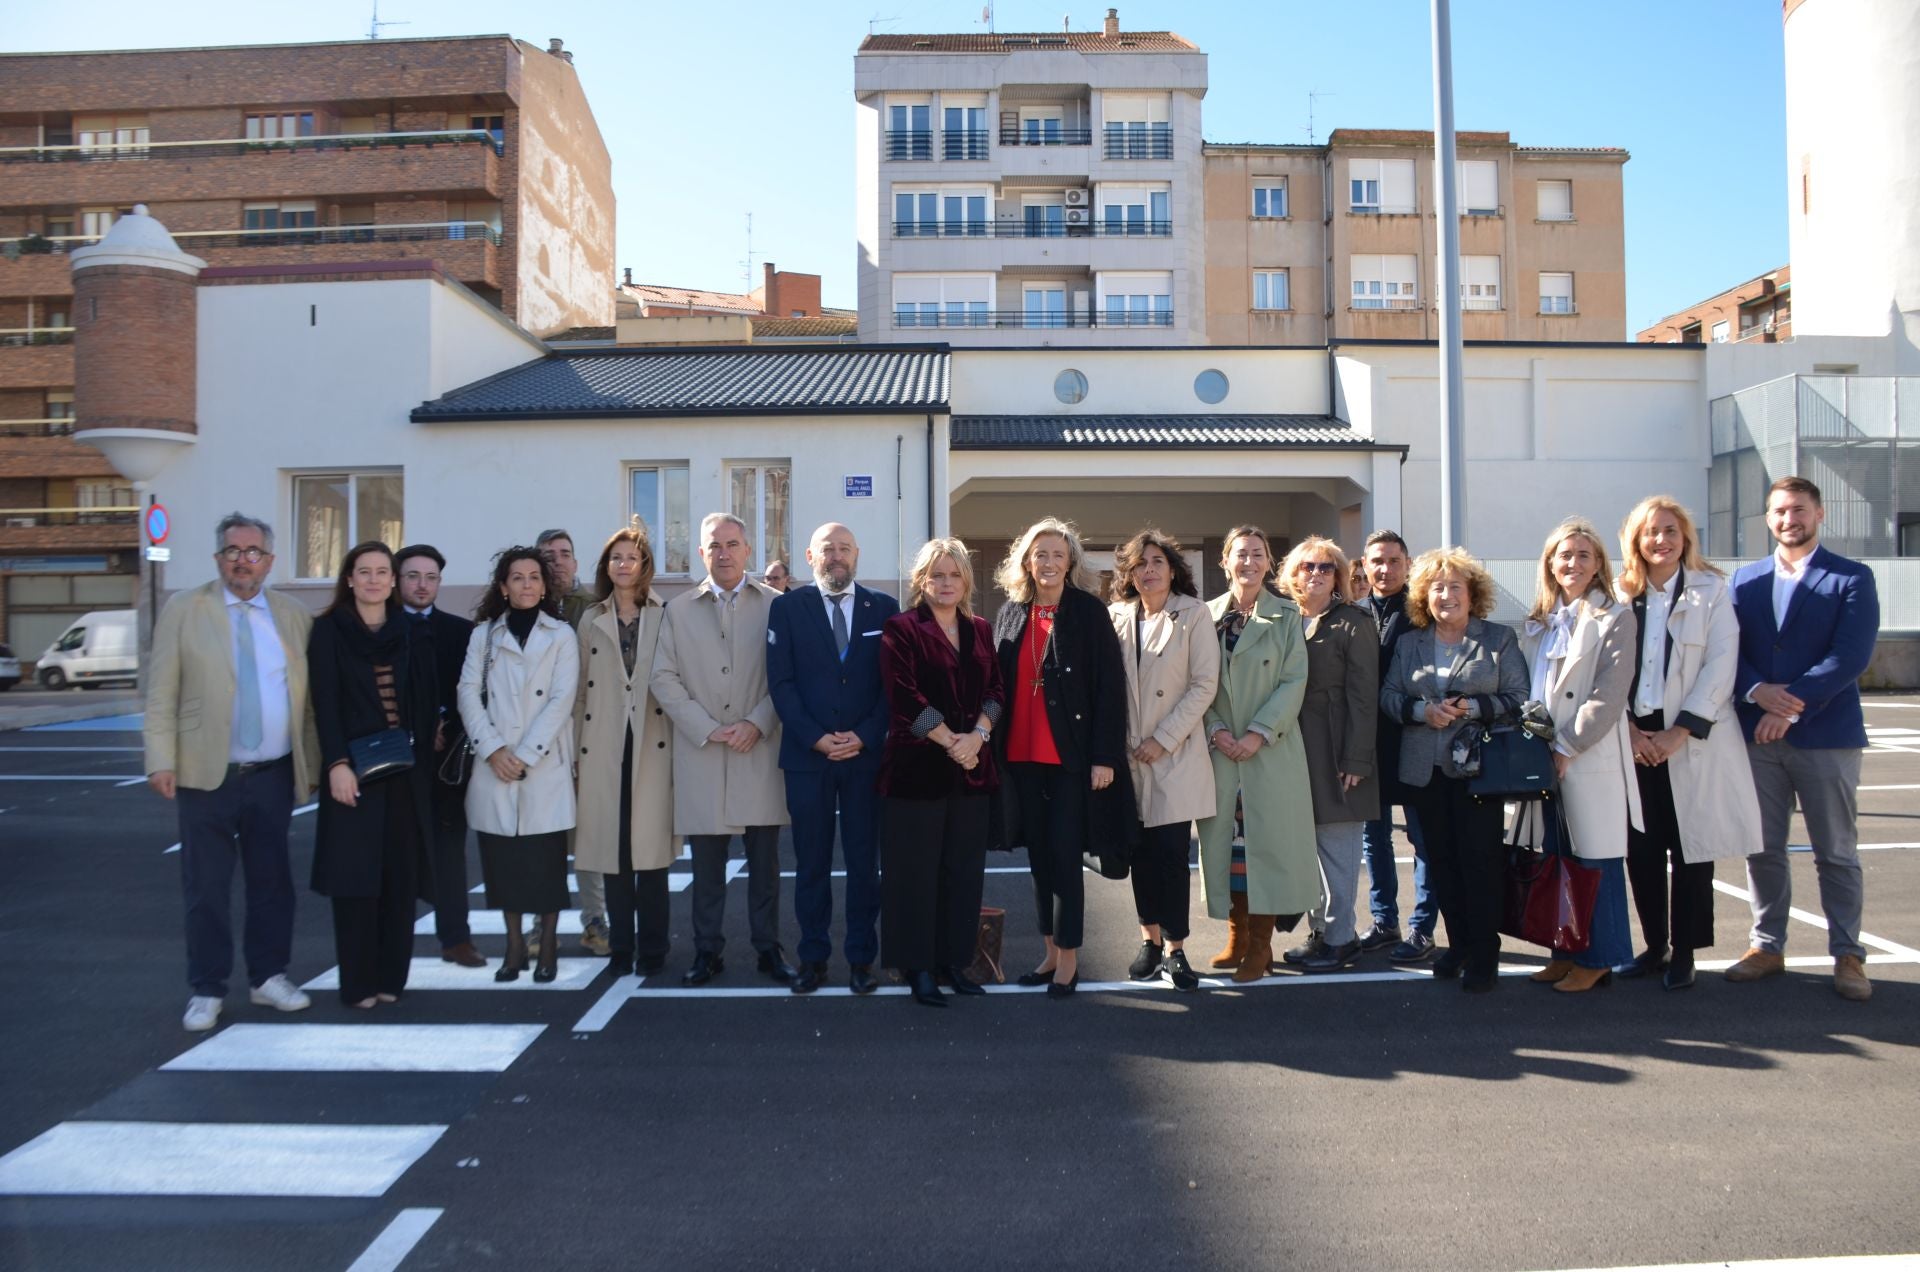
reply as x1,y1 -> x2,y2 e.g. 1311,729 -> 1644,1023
1064,188 -> 1088,207
1065,207 -> 1088,224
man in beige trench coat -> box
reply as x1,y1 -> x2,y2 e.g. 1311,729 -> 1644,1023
650,512 -> 796,987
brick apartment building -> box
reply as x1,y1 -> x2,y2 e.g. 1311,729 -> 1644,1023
1636,264 -> 1792,345
0,34 -> 613,658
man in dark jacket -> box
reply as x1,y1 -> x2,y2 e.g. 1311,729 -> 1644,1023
397,545 -> 484,968
1357,530 -> 1435,963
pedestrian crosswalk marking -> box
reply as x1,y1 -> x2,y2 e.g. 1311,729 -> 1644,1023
161,1023 -> 546,1074
0,1121 -> 446,1197
421,909 -> 586,936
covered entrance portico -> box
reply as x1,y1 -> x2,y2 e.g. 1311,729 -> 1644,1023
944,420 -> 1407,609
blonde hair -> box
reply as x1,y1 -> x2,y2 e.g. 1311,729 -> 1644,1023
994,517 -> 1098,603
1218,524 -> 1274,568
1278,535 -> 1353,606
1617,495 -> 1719,597
1530,517 -> 1617,621
1405,548 -> 1496,628
906,537 -> 976,616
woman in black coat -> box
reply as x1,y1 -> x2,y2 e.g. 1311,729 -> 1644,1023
991,517 -> 1135,997
309,542 -> 438,1009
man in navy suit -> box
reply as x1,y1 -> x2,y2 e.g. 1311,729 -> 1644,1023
766,523 -> 898,996
1727,476 -> 1880,1001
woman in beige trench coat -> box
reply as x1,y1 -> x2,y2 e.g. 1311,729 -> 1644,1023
1612,495 -> 1763,991
574,526 -> 675,977
1109,530 -> 1219,992
1195,525 -> 1319,984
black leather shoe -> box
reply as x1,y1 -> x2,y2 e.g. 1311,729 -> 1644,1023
1015,967 -> 1057,987
1046,973 -> 1080,998
1165,949 -> 1201,992
606,952 -> 634,977
1462,970 -> 1499,994
637,954 -> 667,976
1613,948 -> 1668,980
790,960 -> 828,995
682,952 -> 724,987
943,966 -> 987,996
848,964 -> 880,996
908,970 -> 947,1007
1662,956 -> 1696,991
1432,948 -> 1468,980
757,947 -> 798,985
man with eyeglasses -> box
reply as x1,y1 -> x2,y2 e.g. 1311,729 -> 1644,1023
145,512 -> 320,1032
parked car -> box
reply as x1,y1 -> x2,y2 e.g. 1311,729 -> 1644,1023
37,610 -> 138,689
0,643 -> 19,692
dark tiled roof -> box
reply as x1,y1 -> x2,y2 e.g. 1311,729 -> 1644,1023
546,325 -> 615,343
414,348 -> 949,421
860,31 -> 1196,53
750,315 -> 859,338
951,415 -> 1391,449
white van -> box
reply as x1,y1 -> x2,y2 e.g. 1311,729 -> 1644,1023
37,610 -> 138,689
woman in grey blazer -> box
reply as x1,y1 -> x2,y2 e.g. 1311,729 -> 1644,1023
1380,548 -> 1528,993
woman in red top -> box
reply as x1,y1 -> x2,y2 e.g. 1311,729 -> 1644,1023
991,518 -> 1134,997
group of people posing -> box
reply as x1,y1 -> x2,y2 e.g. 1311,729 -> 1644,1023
144,471 -> 1880,1029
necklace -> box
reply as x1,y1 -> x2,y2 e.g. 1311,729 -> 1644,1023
1028,602 -> 1056,695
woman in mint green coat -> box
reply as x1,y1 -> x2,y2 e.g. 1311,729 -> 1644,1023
1196,525 -> 1320,983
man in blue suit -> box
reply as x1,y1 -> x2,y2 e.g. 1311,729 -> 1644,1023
766,522 -> 898,996
1727,476 -> 1880,1001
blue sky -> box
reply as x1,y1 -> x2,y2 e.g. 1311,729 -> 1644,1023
11,1 -> 1788,331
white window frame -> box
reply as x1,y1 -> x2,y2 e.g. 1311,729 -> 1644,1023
1094,183 -> 1170,236
1711,320 -> 1731,344
79,206 -> 119,240
244,111 -> 316,142
1457,159 -> 1499,216
1536,179 -> 1574,222
1449,254 -> 1501,310
1350,255 -> 1418,310
725,460 -> 792,575
627,463 -> 692,576
1096,271 -> 1174,327
893,273 -> 993,329
1022,282 -> 1069,329
892,184 -> 992,238
1252,270 -> 1290,312
75,113 -> 149,156
1350,158 -> 1416,214
1251,182 -> 1288,219
1539,272 -> 1575,315
1101,92 -> 1171,158
290,470 -> 404,582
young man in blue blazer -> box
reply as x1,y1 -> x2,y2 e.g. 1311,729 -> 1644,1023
766,523 -> 899,996
1727,476 -> 1880,1001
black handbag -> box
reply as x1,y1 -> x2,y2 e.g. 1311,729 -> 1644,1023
437,624 -> 493,788
348,727 -> 415,784
1466,725 -> 1556,803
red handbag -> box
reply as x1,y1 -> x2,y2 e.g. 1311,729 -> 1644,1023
1500,801 -> 1601,952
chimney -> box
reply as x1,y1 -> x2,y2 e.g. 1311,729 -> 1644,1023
622,266 -> 632,286
1063,14 -> 1070,32
1104,8 -> 1119,37
762,262 -> 777,313
547,37 -> 573,64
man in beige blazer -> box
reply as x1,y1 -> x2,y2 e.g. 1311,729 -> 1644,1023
650,512 -> 794,987
145,512 -> 320,1032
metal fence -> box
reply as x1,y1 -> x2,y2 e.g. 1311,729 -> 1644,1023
1710,374 -> 1920,558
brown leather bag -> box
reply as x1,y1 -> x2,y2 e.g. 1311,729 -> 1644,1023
966,907 -> 1006,984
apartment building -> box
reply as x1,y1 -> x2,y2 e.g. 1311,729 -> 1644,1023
1206,130 -> 1628,344
0,34 -> 613,655
1638,265 -> 1792,345
855,9 -> 1210,345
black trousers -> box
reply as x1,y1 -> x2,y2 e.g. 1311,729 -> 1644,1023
176,754 -> 295,997
1627,712 -> 1716,955
1129,820 -> 1192,941
605,728 -> 670,962
881,794 -> 989,972
1011,761 -> 1088,950
330,773 -> 420,1004
1407,773 -> 1506,976
428,804 -> 472,950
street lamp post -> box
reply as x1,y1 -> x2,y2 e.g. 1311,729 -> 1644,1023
1432,0 -> 1467,548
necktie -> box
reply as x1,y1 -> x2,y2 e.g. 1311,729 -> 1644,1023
233,601 -> 263,752
830,594 -> 849,658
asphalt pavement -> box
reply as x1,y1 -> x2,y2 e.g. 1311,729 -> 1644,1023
1,702 -> 1917,1271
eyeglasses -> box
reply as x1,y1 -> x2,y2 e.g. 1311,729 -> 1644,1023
217,546 -> 269,564
1298,561 -> 1338,576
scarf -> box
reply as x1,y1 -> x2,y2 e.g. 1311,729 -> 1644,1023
1525,602 -> 1578,702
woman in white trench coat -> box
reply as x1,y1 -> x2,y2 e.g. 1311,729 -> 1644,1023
459,547 -> 579,984
1613,496 -> 1763,991
1517,517 -> 1641,994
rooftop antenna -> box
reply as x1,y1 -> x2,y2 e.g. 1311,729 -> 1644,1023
368,0 -> 409,39
980,5 -> 994,32
1306,90 -> 1335,145
740,212 -> 756,292
868,13 -> 898,34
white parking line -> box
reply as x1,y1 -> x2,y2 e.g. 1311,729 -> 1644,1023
0,1122 -> 446,1198
1540,1256 -> 1920,1271
421,910 -> 585,936
1710,878 -> 1920,960
346,1208 -> 445,1272
162,1023 -> 546,1074
303,958 -> 601,992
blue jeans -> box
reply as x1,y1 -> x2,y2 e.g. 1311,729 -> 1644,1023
1361,804 -> 1432,936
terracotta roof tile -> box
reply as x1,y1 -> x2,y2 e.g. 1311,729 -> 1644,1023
860,31 -> 1196,53
749,315 -> 859,338
622,283 -> 762,314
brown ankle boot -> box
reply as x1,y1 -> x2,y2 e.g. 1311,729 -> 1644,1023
1530,958 -> 1574,984
1211,892 -> 1249,969
1235,915 -> 1276,983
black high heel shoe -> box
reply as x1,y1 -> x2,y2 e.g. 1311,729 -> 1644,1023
1015,966 -> 1058,987
494,938 -> 528,983
531,914 -> 559,983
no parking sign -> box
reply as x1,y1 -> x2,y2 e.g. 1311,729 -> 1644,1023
145,503 -> 169,544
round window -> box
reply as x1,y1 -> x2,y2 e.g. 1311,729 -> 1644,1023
1194,369 -> 1229,404
1054,369 -> 1089,405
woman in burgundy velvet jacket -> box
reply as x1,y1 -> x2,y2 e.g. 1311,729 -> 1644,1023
877,537 -> 1004,1007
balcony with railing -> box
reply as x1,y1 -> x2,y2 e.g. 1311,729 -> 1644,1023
891,308 -> 1173,331
0,223 -> 501,287
998,126 -> 1094,147
1101,128 -> 1173,161
883,130 -> 992,161
0,505 -> 138,551
0,417 -> 74,437
0,129 -> 504,204
891,220 -> 1172,239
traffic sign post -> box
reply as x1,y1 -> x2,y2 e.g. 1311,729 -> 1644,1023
145,503 -> 169,545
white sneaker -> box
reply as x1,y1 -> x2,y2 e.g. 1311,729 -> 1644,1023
249,974 -> 312,1013
183,996 -> 223,1032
